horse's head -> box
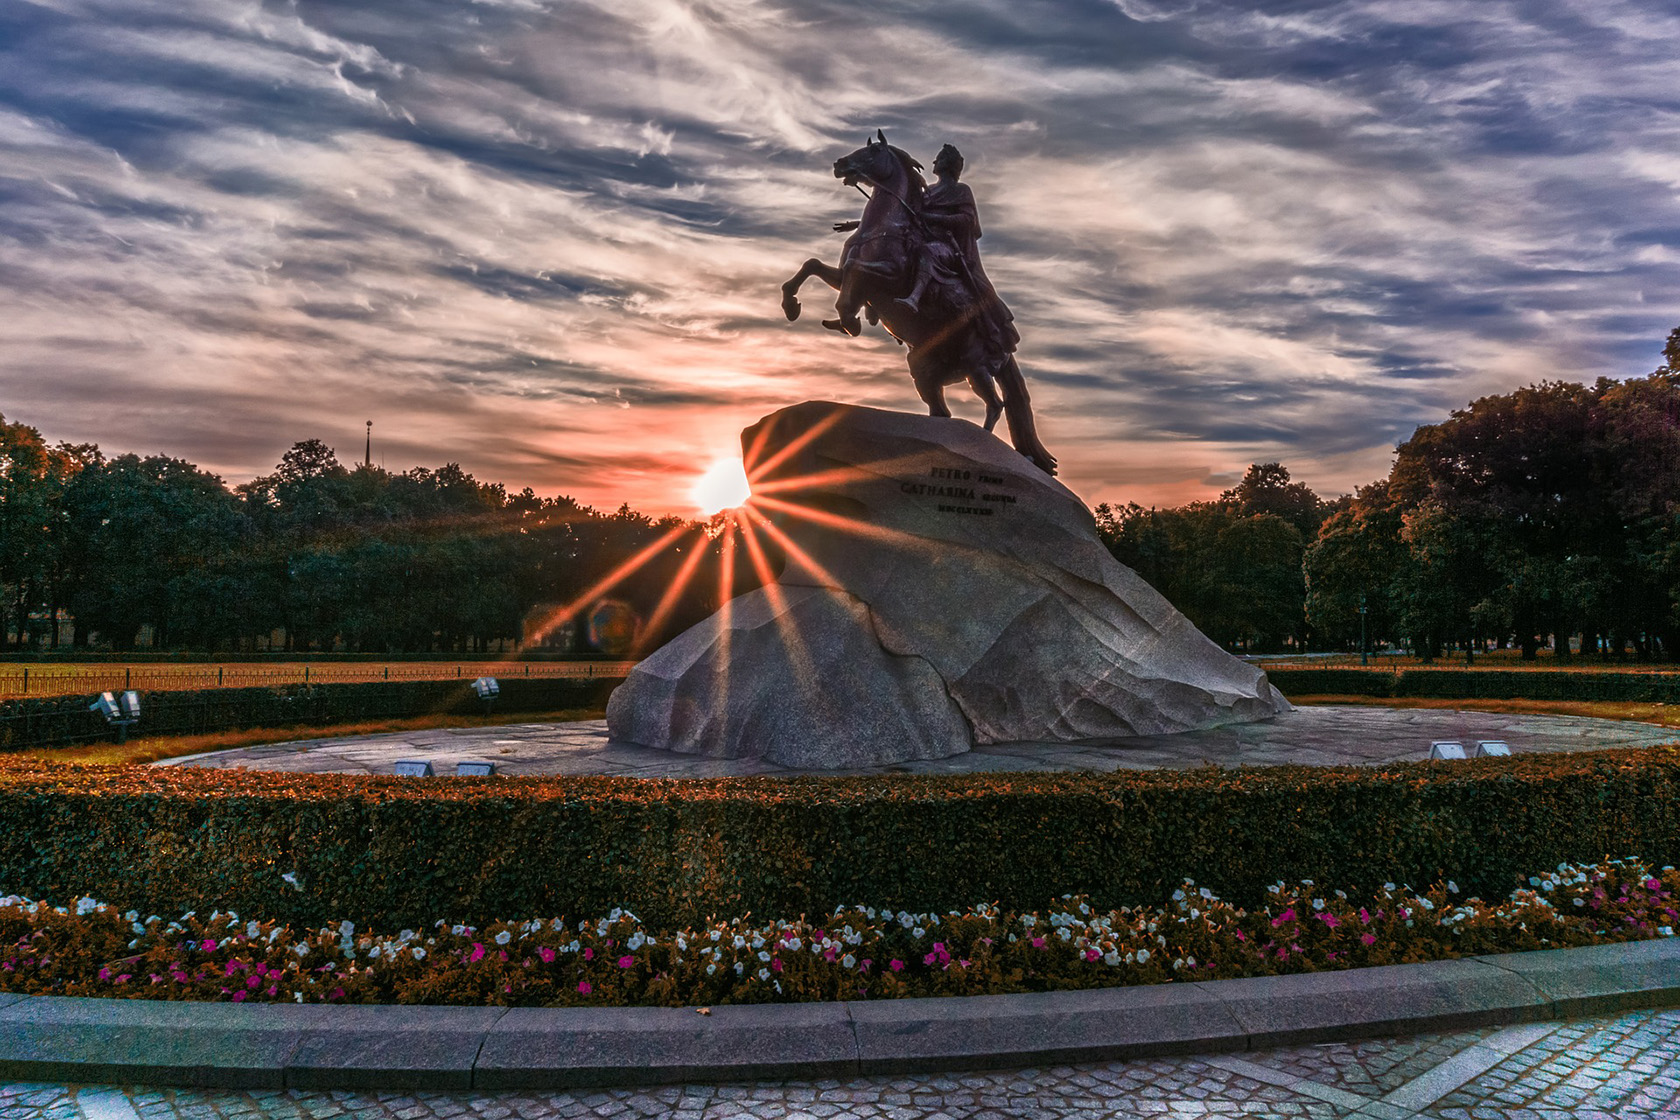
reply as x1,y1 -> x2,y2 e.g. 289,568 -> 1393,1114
833,130 -> 924,195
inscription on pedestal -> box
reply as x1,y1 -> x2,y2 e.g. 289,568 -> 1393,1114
901,464 -> 1016,515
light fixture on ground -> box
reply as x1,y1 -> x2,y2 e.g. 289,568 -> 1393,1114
472,676 -> 499,714
1429,740 -> 1467,760
90,690 -> 141,744
393,759 -> 433,777
1475,740 -> 1511,757
456,760 -> 497,776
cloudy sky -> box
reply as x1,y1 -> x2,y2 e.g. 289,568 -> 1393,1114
4,0 -> 1680,515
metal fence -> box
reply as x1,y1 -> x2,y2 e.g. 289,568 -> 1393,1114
0,660 -> 637,700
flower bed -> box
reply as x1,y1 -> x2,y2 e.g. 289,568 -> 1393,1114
1,860 -> 1673,1005
3,749 -> 1679,931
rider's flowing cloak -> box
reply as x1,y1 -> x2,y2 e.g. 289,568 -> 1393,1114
923,180 -> 1020,359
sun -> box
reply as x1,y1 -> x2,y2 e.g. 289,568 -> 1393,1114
690,456 -> 751,515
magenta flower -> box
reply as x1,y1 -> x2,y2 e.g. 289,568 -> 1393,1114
889,959 -> 905,972
617,955 -> 633,968
1361,933 -> 1377,946
577,980 -> 592,994
469,943 -> 485,963
200,939 -> 216,952
538,947 -> 556,963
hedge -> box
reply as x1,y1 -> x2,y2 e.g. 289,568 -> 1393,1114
0,677 -> 623,751
2,747 -> 1677,930
1268,666 -> 1680,702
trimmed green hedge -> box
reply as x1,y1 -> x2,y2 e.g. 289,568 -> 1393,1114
3,748 -> 1677,929
1269,666 -> 1680,702
0,677 -> 622,750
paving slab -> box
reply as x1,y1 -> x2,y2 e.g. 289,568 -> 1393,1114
846,981 -> 1245,1072
0,997 -> 326,1088
1477,937 -> 1680,1018
1211,957 -> 1550,1048
474,1001 -> 857,1089
285,1005 -> 508,1091
156,705 -> 1680,778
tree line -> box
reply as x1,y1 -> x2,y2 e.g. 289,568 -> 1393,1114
1102,329 -> 1680,660
0,431 -> 757,654
7,326 -> 1680,658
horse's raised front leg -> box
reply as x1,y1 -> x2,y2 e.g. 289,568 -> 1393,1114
782,258 -> 843,321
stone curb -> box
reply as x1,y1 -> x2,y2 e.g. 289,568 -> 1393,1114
0,939 -> 1676,1090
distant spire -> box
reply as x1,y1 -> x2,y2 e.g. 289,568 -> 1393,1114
365,420 -> 372,468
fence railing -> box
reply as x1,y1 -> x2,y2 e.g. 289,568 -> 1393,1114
0,660 -> 637,700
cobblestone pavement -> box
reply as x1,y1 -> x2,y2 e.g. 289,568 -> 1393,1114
4,1009 -> 1677,1119
156,706 -> 1679,778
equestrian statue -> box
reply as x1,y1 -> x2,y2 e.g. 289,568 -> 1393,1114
780,132 -> 1058,476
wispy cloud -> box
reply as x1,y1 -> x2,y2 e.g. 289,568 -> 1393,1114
3,0 -> 1679,513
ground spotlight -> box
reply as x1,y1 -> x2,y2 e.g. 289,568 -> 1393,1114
393,760 -> 434,777
1474,740 -> 1511,757
472,676 -> 500,714
90,690 -> 141,743
1429,740 -> 1467,760
456,760 -> 497,777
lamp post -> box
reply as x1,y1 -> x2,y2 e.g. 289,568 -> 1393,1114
1360,593 -> 1369,666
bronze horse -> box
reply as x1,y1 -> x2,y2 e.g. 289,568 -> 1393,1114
780,133 -> 1058,476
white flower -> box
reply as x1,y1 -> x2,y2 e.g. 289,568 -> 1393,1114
1447,881 -> 1459,893
627,932 -> 645,951
281,872 -> 302,891
76,897 -> 98,916
495,931 -> 511,946
707,963 -> 717,975
124,911 -> 138,922
412,947 -> 426,960
912,927 -> 925,939
1136,949 -> 1150,963
710,930 -> 722,942
246,921 -> 261,939
1661,926 -> 1675,937
1573,899 -> 1586,907
294,944 -> 310,957
758,950 -> 771,963
757,968 -> 771,981
786,936 -> 801,951
842,954 -> 856,969
734,962 -> 744,975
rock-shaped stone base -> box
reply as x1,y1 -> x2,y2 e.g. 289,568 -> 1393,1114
606,401 -> 1289,767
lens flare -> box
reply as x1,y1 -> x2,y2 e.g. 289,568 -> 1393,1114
691,457 -> 751,515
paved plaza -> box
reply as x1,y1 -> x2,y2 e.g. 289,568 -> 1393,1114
158,705 -> 1679,778
4,1009 -> 1677,1119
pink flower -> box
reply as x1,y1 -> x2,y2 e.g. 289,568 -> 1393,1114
1271,909 -> 1296,928
889,959 -> 905,972
924,951 -> 938,966
538,947 -> 556,963
232,990 -> 247,1002
469,943 -> 485,963
1361,933 -> 1377,945
771,957 -> 783,972
1031,936 -> 1046,949
1316,912 -> 1341,928
200,939 -> 216,952
617,955 -> 633,969
577,980 -> 592,994
859,959 -> 872,972
583,947 -> 594,961
1084,949 -> 1100,962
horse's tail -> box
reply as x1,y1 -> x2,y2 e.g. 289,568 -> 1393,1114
996,356 -> 1058,476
